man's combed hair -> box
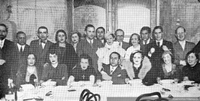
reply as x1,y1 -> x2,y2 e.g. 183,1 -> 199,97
38,26 -> 48,33
0,23 -> 8,32
84,24 -> 95,31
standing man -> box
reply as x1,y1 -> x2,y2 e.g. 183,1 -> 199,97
115,29 -> 129,50
96,27 -> 106,45
30,26 -> 53,77
173,26 -> 195,71
140,26 -> 153,56
77,24 -> 103,73
146,26 -> 174,83
12,31 -> 30,85
0,23 -> 15,96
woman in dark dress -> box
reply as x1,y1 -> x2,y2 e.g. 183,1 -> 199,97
49,30 -> 78,74
67,54 -> 96,85
182,51 -> 200,83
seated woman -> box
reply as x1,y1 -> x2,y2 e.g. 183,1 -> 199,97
182,51 -> 200,83
125,33 -> 141,60
96,33 -> 126,71
123,51 -> 152,82
40,48 -> 68,85
17,53 -> 39,86
157,51 -> 180,83
67,54 -> 96,85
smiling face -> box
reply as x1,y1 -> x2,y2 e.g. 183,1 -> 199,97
80,58 -> 89,70
96,28 -> 105,40
86,27 -> 95,40
131,34 -> 139,46
27,54 -> 36,66
176,27 -> 186,41
57,32 -> 66,43
106,34 -> 115,45
163,53 -> 172,65
110,53 -> 120,67
187,53 -> 198,67
71,33 -> 79,44
132,52 -> 142,65
49,54 -> 58,64
154,28 -> 163,41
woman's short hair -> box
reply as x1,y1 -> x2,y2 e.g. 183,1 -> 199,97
185,51 -> 199,65
70,31 -> 81,41
130,51 -> 144,63
55,29 -> 67,43
161,51 -> 174,64
128,33 -> 140,46
79,54 -> 93,67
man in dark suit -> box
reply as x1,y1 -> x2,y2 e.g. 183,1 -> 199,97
173,26 -> 195,71
12,31 -> 30,85
98,52 -> 127,84
0,23 -> 15,97
30,26 -> 53,77
145,26 -> 174,83
115,29 -> 129,50
96,27 -> 106,45
140,26 -> 153,56
77,24 -> 103,72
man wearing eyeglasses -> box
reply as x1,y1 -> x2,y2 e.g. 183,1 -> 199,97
140,26 -> 153,56
0,23 -> 15,96
30,26 -> 53,77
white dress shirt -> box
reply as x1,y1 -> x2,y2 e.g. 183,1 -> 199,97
156,39 -> 163,47
17,43 -> 25,52
179,40 -> 186,50
110,65 -> 117,75
0,39 -> 5,48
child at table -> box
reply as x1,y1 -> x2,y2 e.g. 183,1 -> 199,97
17,53 -> 39,86
67,54 -> 96,85
40,48 -> 68,85
157,51 -> 180,83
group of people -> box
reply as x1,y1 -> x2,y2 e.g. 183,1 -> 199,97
0,23 -> 200,96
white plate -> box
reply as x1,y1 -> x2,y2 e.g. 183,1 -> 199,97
41,81 -> 56,86
160,79 -> 174,84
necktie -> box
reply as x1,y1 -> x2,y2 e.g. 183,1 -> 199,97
89,40 -> 93,47
157,42 -> 160,47
20,46 -> 23,54
110,67 -> 114,75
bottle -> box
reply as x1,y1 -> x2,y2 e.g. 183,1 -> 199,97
5,82 -> 17,101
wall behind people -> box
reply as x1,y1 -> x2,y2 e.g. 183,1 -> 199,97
9,0 -> 67,44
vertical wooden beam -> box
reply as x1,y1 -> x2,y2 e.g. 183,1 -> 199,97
66,0 -> 74,42
156,0 -> 160,26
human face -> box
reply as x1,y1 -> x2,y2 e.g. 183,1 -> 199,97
80,58 -> 89,70
141,30 -> 150,41
115,31 -> 124,42
154,29 -> 163,41
86,27 -> 95,40
49,54 -> 58,64
110,53 -> 120,67
0,25 -> 7,40
17,33 -> 26,45
38,28 -> 48,41
176,27 -> 186,41
133,53 -> 142,65
163,53 -> 172,65
187,53 -> 198,67
96,28 -> 105,40
57,32 -> 66,43
27,54 -> 36,66
71,33 -> 79,44
106,34 -> 114,45
131,35 -> 139,46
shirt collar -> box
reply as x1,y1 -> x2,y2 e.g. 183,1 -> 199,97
86,38 -> 93,43
143,38 -> 150,44
156,39 -> 163,46
0,39 -> 5,48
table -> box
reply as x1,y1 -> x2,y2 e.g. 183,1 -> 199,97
17,80 -> 200,101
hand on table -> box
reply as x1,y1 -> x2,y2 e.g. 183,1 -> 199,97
183,76 -> 189,81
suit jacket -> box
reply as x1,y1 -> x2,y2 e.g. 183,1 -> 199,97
122,41 -> 129,50
102,64 -> 127,84
11,43 -> 30,80
77,39 -> 103,72
30,39 -> 53,75
0,39 -> 15,93
49,43 -> 78,73
173,41 -> 195,66
146,40 -> 174,80
140,38 -> 154,56
192,40 -> 200,59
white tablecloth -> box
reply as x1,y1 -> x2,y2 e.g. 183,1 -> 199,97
17,81 -> 200,101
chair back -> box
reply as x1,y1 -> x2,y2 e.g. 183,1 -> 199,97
80,89 -> 100,101
136,92 -> 168,101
